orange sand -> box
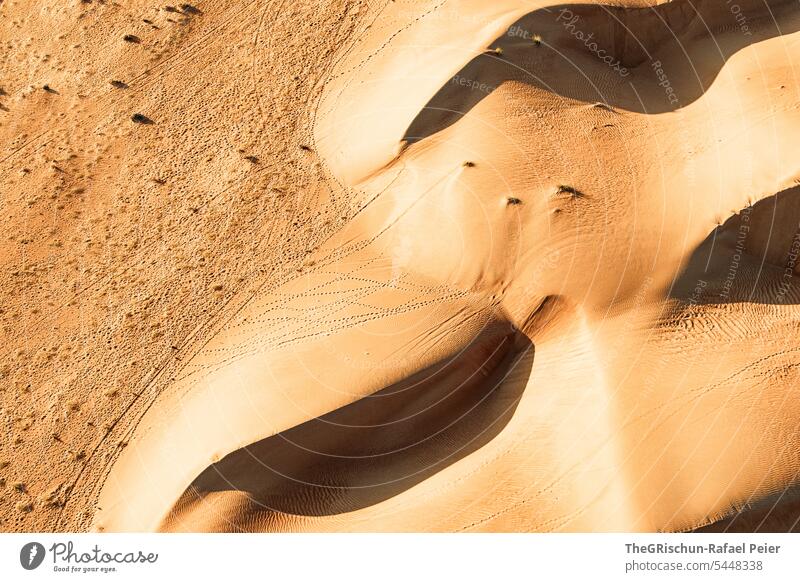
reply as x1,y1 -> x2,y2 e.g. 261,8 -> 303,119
2,0 -> 800,533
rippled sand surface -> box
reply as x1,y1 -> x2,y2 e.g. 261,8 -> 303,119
2,0 -> 800,533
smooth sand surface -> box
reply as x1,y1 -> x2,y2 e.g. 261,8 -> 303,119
2,0 -> 800,532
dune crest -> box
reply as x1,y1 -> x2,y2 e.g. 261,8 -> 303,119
90,0 -> 800,532
2,0 -> 800,533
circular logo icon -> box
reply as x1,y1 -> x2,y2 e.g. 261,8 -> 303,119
20,542 -> 46,570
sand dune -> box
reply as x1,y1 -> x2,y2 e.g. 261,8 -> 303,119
2,0 -> 800,533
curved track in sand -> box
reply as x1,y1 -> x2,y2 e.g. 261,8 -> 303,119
2,0 -> 800,533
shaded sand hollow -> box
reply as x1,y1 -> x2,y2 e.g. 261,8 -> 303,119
2,0 -> 800,532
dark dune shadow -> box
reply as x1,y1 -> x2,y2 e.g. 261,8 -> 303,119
693,483 -> 800,532
166,329 -> 535,523
670,185 -> 800,306
404,0 -> 799,142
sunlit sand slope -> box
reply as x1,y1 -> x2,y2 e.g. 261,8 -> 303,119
2,0 -> 800,533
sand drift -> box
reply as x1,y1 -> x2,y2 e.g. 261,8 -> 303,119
2,0 -> 799,533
